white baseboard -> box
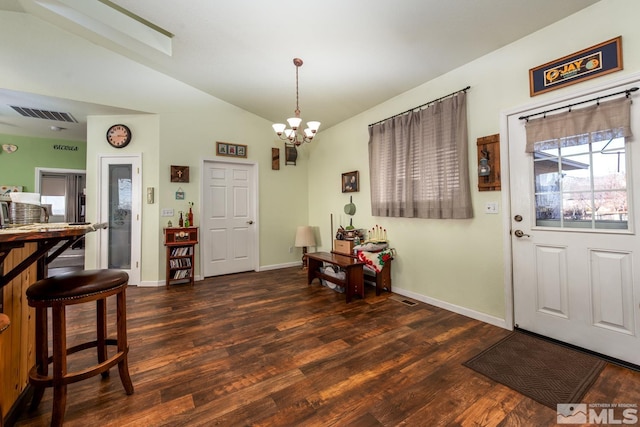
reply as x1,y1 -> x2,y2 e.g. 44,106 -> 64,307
137,275 -> 203,287
393,286 -> 509,330
259,261 -> 301,271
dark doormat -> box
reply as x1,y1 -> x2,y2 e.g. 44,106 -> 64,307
463,331 -> 606,409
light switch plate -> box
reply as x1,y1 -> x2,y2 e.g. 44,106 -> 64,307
161,208 -> 174,217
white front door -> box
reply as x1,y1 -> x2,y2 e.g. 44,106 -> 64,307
97,155 -> 142,285
202,160 -> 257,277
508,84 -> 640,366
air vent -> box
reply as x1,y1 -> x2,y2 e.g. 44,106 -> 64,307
10,106 -> 78,123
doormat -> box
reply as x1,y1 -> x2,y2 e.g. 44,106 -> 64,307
463,331 -> 606,409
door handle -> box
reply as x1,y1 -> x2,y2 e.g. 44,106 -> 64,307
247,220 -> 254,225
514,229 -> 530,238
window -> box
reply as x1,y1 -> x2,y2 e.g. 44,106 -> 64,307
526,96 -> 632,231
534,136 -> 627,229
368,92 -> 472,219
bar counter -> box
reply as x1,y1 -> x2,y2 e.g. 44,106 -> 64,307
0,222 -> 106,426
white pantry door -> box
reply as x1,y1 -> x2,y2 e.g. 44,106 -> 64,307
508,84 -> 640,366
97,155 -> 141,285
202,161 -> 257,277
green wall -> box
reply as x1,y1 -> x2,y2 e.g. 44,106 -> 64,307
0,134 -> 86,191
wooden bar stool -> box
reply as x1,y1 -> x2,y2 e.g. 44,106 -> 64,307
0,313 -> 9,427
26,270 -> 134,426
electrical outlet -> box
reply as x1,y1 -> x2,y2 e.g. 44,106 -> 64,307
485,202 -> 499,214
161,208 -> 174,217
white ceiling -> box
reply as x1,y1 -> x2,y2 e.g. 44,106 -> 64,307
0,0 -> 600,141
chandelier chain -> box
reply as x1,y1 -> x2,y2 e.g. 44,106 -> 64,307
295,65 -> 300,116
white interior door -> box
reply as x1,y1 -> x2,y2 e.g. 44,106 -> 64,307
98,155 -> 141,285
508,84 -> 640,366
202,160 -> 257,277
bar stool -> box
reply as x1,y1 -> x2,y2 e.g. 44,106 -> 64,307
0,313 -> 9,427
26,270 -> 134,426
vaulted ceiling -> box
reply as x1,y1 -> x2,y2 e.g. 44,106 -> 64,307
0,0 -> 600,140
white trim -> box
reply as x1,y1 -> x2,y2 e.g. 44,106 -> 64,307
259,261 -> 301,271
34,167 -> 86,193
393,286 -> 508,329
499,70 -> 640,332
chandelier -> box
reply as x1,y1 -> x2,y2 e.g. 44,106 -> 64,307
272,58 -> 321,146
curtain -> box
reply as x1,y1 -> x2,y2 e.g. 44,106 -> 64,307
368,92 -> 472,219
525,97 -> 632,152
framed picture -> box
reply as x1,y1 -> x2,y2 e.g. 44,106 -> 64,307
175,189 -> 185,200
342,170 -> 359,193
216,141 -> 248,158
170,165 -> 189,183
529,36 -> 623,97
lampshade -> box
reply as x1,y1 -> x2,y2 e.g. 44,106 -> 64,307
294,226 -> 316,248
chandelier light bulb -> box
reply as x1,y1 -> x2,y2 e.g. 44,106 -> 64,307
272,123 -> 286,135
287,117 -> 302,129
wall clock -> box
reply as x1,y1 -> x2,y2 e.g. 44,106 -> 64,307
106,124 -> 132,148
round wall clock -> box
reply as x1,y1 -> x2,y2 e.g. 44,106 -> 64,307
106,124 -> 132,148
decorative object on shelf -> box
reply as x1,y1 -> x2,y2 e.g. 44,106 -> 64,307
106,124 -> 132,148
2,144 -> 18,154
295,225 -> 316,269
178,211 -> 184,227
272,147 -> 280,170
342,170 -> 359,193
476,134 -> 501,191
216,141 -> 247,158
272,58 -> 321,146
175,188 -> 185,200
167,220 -> 172,227
187,202 -> 194,226
366,224 -> 388,243
285,143 -> 297,166
529,36 -> 622,97
170,165 -> 189,182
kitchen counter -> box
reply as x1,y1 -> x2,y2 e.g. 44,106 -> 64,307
0,222 -> 106,425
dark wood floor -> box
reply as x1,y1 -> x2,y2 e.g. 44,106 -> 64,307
13,267 -> 640,426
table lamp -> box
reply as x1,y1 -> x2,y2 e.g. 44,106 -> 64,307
295,226 -> 316,269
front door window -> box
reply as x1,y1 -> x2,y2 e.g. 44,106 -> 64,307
534,136 -> 628,230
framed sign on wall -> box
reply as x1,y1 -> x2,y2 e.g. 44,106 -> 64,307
529,36 -> 623,97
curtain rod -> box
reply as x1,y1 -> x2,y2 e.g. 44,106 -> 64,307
518,87 -> 638,121
368,85 -> 470,127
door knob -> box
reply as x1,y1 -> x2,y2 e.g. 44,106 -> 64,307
247,220 -> 254,225
514,229 -> 530,238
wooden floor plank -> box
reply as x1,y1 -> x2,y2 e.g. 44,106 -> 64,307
11,267 -> 640,426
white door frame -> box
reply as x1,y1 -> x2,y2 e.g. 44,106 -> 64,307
499,71 -> 640,331
199,157 -> 260,279
96,153 -> 142,285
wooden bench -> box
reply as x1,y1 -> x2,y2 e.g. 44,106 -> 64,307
364,258 -> 392,296
305,251 -> 364,303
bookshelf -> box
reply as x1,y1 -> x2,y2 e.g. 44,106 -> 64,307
164,227 -> 198,286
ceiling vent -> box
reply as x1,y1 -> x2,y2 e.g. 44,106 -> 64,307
10,106 -> 78,123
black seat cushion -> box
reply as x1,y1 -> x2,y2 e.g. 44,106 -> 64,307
26,270 -> 129,302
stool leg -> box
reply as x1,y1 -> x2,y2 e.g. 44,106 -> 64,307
51,303 -> 67,427
96,298 -> 109,379
116,289 -> 134,395
29,306 -> 48,411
